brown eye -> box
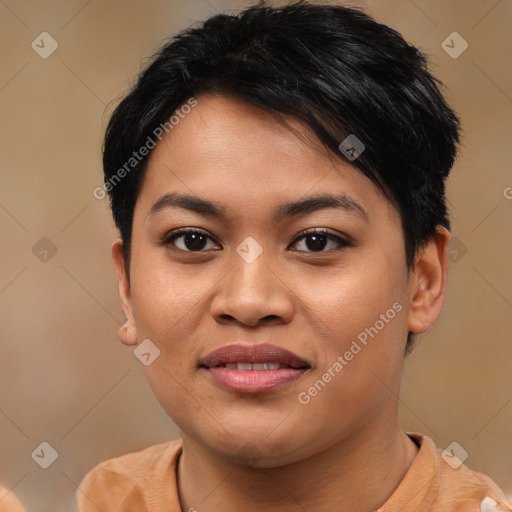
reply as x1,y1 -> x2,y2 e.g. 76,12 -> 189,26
290,229 -> 350,253
163,229 -> 220,252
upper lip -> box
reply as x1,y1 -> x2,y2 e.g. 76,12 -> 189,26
199,343 -> 311,369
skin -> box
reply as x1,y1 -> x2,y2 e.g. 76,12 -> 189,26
112,94 -> 450,512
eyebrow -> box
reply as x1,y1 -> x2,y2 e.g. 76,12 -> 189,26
148,192 -> 368,222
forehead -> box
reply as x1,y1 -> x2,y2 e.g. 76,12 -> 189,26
135,94 -> 394,223
148,94 -> 336,175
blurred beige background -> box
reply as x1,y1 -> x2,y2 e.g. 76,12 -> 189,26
1,0 -> 511,510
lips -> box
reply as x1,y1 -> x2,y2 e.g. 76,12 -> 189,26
199,343 -> 311,394
199,343 -> 310,369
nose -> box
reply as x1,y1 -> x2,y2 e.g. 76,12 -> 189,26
209,249 -> 294,328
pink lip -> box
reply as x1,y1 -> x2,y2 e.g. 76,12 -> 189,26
199,343 -> 310,394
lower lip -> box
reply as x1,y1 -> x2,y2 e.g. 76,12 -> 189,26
204,367 -> 308,394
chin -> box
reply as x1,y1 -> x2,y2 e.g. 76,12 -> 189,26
193,423 -> 319,468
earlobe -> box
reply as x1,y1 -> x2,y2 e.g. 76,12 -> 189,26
111,239 -> 138,346
118,321 -> 137,346
407,226 -> 450,335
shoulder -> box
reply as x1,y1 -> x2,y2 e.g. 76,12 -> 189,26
77,439 -> 183,512
397,433 -> 512,512
81,439 -> 182,484
435,446 -> 512,511
0,484 -> 27,512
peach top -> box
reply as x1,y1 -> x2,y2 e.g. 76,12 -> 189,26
76,432 -> 512,512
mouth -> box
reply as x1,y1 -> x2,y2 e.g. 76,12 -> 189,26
199,343 -> 311,394
211,362 -> 304,370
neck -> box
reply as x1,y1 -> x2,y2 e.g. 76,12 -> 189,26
177,418 -> 419,512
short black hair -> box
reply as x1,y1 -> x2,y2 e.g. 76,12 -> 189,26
102,0 -> 460,354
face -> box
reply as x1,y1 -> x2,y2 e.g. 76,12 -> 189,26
112,94 -> 448,468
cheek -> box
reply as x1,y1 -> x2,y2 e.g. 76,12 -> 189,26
130,246 -> 212,345
294,300 -> 407,447
293,253 -> 408,404
294,252 -> 407,346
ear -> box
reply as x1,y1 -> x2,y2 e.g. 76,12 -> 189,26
111,239 -> 138,346
407,226 -> 450,335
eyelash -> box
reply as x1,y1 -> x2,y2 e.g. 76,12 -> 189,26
161,227 -> 351,254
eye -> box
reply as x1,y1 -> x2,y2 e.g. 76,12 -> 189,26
161,227 -> 350,254
162,228 -> 220,252
289,228 -> 350,253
